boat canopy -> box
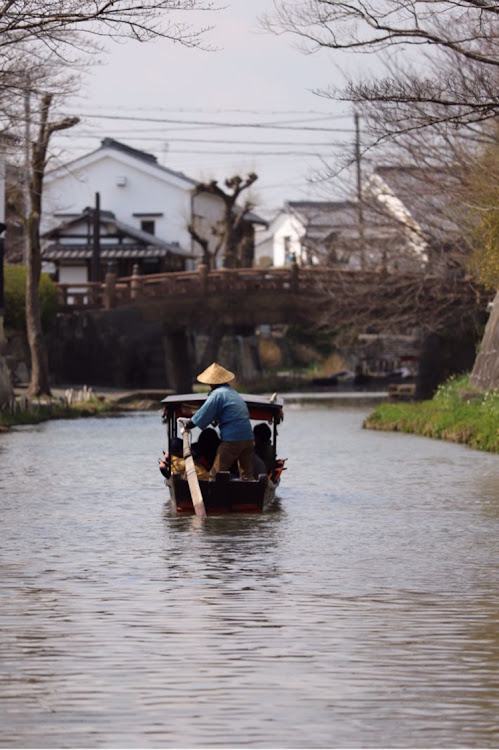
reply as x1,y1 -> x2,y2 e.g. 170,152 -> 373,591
161,392 -> 284,423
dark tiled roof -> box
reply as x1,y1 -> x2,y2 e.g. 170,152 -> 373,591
100,138 -> 158,164
99,138 -> 196,184
46,138 -> 197,186
42,207 -> 194,258
42,245 -> 181,261
286,199 -> 398,235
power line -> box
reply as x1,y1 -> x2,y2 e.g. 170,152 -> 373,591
66,112 -> 354,133
52,145 -> 340,157
55,131 -> 348,148
72,104 -> 354,119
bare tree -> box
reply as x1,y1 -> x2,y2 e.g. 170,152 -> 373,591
262,1 -> 499,137
0,1 -> 219,398
188,173 -> 259,269
0,1 -> 217,52
262,2 -> 498,388
25,93 -> 79,396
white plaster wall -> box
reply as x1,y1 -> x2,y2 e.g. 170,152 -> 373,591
270,213 -> 305,266
254,229 -> 274,266
42,151 -> 195,250
59,266 -> 88,284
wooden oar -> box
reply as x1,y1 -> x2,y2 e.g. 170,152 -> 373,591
181,427 -> 207,518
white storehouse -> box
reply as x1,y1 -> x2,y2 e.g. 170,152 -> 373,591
41,138 -> 244,283
255,170 -> 438,272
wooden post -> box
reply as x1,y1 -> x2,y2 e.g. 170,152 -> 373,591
291,259 -> 299,294
104,262 -> 117,309
130,263 -> 142,300
91,192 -> 101,282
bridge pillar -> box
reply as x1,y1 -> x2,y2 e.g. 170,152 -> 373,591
103,262 -> 117,310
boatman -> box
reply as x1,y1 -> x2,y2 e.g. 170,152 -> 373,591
181,362 -> 254,480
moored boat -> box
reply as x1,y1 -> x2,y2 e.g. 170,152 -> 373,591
159,392 -> 286,515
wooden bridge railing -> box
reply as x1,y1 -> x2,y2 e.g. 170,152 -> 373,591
55,264 -> 309,309
54,264 -> 483,324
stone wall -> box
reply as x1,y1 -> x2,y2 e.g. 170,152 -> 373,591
44,310 -> 262,391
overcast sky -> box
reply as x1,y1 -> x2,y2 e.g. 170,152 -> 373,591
53,0 -> 381,218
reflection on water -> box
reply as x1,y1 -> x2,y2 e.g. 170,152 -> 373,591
0,407 -> 498,748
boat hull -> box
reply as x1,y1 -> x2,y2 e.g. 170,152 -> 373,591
168,471 -> 277,515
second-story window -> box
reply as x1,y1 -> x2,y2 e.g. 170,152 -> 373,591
141,220 -> 155,235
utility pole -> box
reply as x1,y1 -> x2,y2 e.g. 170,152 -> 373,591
354,111 -> 366,270
92,192 -> 101,282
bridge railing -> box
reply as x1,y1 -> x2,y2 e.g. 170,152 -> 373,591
54,264 -> 398,309
55,265 -> 308,308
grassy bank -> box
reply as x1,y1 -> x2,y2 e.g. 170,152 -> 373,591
0,398 -> 123,432
364,375 -> 499,453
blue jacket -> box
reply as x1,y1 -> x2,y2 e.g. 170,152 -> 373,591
191,385 -> 253,442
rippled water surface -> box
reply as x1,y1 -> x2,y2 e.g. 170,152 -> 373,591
1,403 -> 498,748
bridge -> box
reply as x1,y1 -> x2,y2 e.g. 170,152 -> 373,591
55,263 -> 486,333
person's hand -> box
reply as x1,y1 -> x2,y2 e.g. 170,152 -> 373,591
177,417 -> 191,435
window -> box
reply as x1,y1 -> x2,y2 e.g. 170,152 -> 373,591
141,220 -> 155,235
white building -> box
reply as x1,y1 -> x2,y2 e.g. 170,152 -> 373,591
41,138 -> 249,283
255,186 -> 431,272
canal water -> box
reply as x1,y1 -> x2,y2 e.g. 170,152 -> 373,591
0,403 -> 498,748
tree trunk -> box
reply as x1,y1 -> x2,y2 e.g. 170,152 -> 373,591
0,311 -> 13,406
0,354 -> 12,406
0,226 -> 13,406
26,98 -> 51,397
470,291 -> 499,391
224,216 -> 238,269
26,205 -> 51,396
25,94 -> 79,398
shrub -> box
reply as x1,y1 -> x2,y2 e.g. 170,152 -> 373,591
4,264 -> 58,331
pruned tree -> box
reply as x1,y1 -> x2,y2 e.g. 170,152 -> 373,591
188,173 -> 258,269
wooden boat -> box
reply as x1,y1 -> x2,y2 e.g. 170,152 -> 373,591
159,392 -> 286,515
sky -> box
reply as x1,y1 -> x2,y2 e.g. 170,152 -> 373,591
52,0 -> 380,219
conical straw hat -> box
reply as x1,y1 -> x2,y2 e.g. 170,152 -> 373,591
197,362 -> 235,385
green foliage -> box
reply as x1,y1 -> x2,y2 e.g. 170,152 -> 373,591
466,133 -> 499,290
364,375 -> 499,453
4,264 -> 58,331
